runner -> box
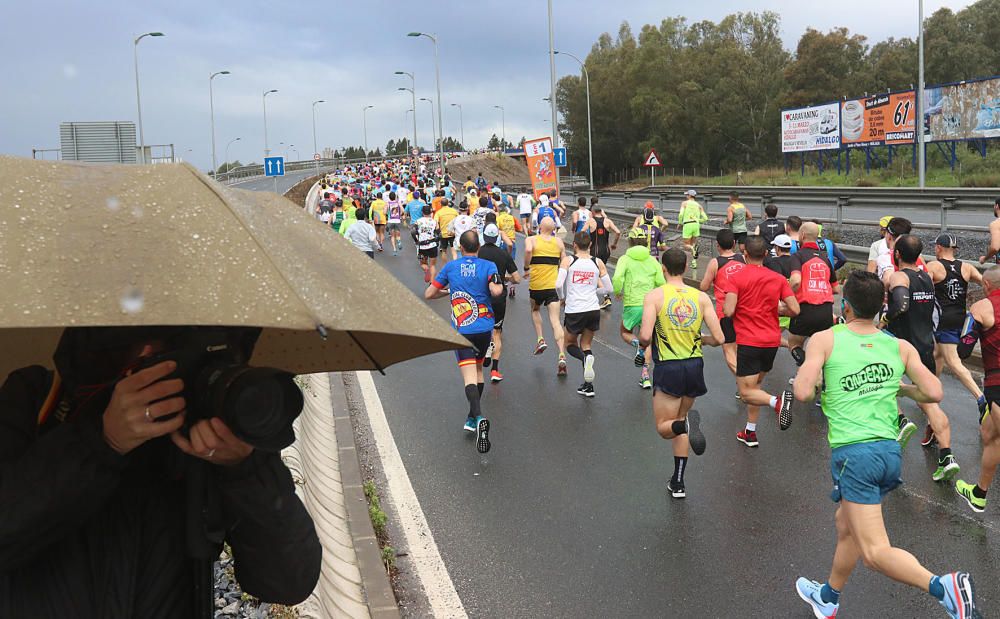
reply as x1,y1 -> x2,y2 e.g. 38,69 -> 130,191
884,234 -> 961,482
425,230 -> 505,454
632,201 -> 670,232
534,193 -> 565,236
784,215 -> 802,250
523,215 -> 568,374
928,233 -> 987,443
344,207 -> 377,259
591,206 -> 621,309
369,191 -> 388,251
956,265 -> 1000,514
556,231 -> 612,397
699,229 -> 745,376
449,201 -> 477,261
724,236 -> 798,445
473,195 -> 496,239
434,198 -> 459,265
386,191 -> 404,254
405,189 -> 427,235
572,196 -> 596,234
517,191 -> 536,235
640,248 -> 725,498
792,270 -> 982,619
632,204 -> 666,259
787,222 -> 838,367
867,215 -> 894,273
754,203 -> 783,251
495,205 -> 520,260
978,197 -> 1000,265
678,190 -> 708,269
478,224 -> 521,382
613,227 -> 667,389
725,192 -> 751,251
764,234 -> 796,347
413,204 -> 440,283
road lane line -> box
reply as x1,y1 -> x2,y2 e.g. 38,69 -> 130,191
355,370 -> 468,618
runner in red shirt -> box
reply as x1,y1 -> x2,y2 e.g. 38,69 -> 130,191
699,229 -> 745,375
724,236 -> 800,447
788,222 -> 839,366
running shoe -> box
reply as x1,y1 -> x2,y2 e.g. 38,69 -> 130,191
483,340 -> 495,367
639,366 -> 652,390
776,390 -> 794,430
490,369 -> 503,383
955,480 -> 987,513
937,571 -> 981,619
533,338 -> 547,355
686,410 -> 706,456
690,259 -> 697,270
666,479 -> 686,499
463,417 -> 477,433
583,353 -> 596,382
897,415 -> 918,448
921,426 -> 937,447
476,416 -> 491,453
736,429 -> 759,447
734,391 -> 743,401
794,578 -> 839,619
508,284 -> 515,299
557,354 -> 568,376
632,339 -> 645,367
788,377 -> 795,385
933,455 -> 961,482
600,296 -> 613,310
790,346 -> 806,366
577,382 -> 595,398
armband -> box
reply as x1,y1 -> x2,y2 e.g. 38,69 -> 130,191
958,313 -> 982,360
886,286 -> 910,320
489,272 -> 503,285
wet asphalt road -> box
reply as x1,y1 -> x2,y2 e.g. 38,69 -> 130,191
230,167 -> 326,193
368,234 -> 999,618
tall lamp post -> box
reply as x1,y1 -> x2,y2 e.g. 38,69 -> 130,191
209,70 -> 230,178
224,137 -> 241,177
407,32 -> 446,173
493,105 -> 505,149
312,99 -> 325,175
133,31 -> 164,164
262,89 -> 278,157
362,105 -> 374,163
546,0 -> 560,192
394,71 -> 419,159
917,0 -> 926,189
419,98 -> 436,155
450,103 -> 465,151
555,50 -> 593,190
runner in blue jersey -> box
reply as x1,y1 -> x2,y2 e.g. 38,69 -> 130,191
425,230 -> 505,453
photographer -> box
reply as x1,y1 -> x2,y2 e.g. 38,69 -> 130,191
0,327 -> 321,618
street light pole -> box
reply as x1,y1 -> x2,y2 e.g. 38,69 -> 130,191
546,0 -> 560,192
555,50 -> 594,190
408,32 -> 446,174
420,98 -> 436,157
362,105 -> 374,163
312,99 -> 325,175
450,103 -> 464,151
224,137 -> 241,176
209,70 -> 230,178
917,0 -> 926,189
262,89 -> 278,157
493,105 -> 505,149
133,31 -> 164,165
395,71 -> 418,160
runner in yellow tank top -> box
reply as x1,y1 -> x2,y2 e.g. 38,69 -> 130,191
523,217 -> 568,372
639,248 -> 724,498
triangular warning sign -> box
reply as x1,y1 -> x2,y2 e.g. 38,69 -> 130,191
643,149 -> 662,167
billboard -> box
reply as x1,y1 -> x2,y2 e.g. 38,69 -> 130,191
840,92 -> 915,148
523,137 -> 558,198
781,103 -> 841,153
923,76 -> 1000,142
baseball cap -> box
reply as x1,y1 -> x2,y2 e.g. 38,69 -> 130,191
627,227 -> 649,240
686,189 -> 697,197
879,215 -> 893,228
771,234 -> 793,249
483,223 -> 500,244
935,233 -> 958,248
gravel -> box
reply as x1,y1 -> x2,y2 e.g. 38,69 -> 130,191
214,548 -> 278,619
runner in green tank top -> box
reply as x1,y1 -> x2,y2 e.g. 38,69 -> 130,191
790,271 -> 982,619
677,189 -> 707,270
726,191 -> 751,251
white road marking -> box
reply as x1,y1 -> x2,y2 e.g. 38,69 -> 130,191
355,371 -> 468,618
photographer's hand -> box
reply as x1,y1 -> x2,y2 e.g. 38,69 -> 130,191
171,417 -> 252,466
103,361 -> 187,455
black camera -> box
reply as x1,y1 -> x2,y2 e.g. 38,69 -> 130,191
137,327 -> 304,452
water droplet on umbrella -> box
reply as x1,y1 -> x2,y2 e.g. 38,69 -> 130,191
106,197 -> 120,211
120,287 -> 144,314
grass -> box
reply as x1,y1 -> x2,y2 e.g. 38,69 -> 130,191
363,478 -> 397,573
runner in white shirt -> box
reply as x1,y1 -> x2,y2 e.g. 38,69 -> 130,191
517,192 -> 536,234
557,230 -> 613,397
413,203 -> 440,283
449,202 -> 477,260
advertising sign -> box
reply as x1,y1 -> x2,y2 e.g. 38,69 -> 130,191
840,92 -> 915,148
923,76 -> 1000,142
781,103 -> 841,153
523,137 -> 558,199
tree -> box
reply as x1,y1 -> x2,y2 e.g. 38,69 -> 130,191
487,134 -> 501,150
439,136 -> 463,152
784,27 -> 868,107
215,160 -> 242,175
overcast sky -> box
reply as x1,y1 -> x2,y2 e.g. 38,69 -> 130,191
1,0 -> 970,170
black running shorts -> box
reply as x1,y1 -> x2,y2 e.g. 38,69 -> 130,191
720,316 -> 737,344
418,247 -> 439,259
439,236 -> 455,250
455,331 -> 493,364
734,232 -> 747,246
789,302 -> 834,337
493,301 -> 506,331
530,288 -> 559,307
653,358 -> 707,398
564,310 -> 601,334
736,345 -> 778,377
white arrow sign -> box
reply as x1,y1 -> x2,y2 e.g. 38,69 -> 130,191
643,150 -> 662,167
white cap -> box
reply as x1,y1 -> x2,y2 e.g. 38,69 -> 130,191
685,189 -> 697,197
539,194 -> 550,204
483,223 -> 500,242
771,234 -> 793,249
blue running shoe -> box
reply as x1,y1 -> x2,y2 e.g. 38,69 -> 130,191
795,578 -> 838,619
463,417 -> 477,433
938,572 -> 982,619
476,416 -> 491,453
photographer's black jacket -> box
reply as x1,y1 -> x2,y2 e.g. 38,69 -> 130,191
0,367 -> 322,618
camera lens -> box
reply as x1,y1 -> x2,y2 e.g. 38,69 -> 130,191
207,366 -> 304,451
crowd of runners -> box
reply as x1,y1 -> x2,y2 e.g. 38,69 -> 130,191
312,158 -> 995,618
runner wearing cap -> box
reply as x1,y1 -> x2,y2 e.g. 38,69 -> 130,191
631,202 -> 667,259
632,201 -> 670,232
765,234 -> 796,342
927,233 -> 987,444
678,190 -> 708,269
980,198 -> 1000,265
478,223 -> 521,383
725,192 -> 752,252
867,215 -> 894,273
557,231 -> 612,397
614,227 -> 667,389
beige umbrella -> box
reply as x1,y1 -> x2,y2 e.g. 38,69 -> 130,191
0,156 -> 466,380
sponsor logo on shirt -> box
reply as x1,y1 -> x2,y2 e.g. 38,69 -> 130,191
840,362 -> 893,393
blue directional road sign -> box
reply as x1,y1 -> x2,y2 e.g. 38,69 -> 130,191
264,156 -> 285,177
553,147 -> 567,168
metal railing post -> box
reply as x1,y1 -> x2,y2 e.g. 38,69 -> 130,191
623,192 -> 630,212
836,196 -> 850,227
941,197 -> 955,232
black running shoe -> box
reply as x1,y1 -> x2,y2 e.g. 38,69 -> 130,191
686,410 -> 706,456
576,382 -> 595,398
777,390 -> 794,430
790,347 -> 805,367
667,479 -> 686,499
476,416 -> 491,453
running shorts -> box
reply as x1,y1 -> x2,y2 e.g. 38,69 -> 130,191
829,440 -> 902,504
387,222 -> 401,233
455,331 -> 493,365
789,303 -> 834,337
720,316 -> 736,344
493,301 -> 506,331
652,358 -> 707,398
736,345 -> 778,377
934,328 -> 961,345
983,385 -> 999,424
734,232 -> 748,246
439,236 -> 455,250
622,305 -> 644,331
564,310 -> 601,335
594,250 -> 611,265
530,288 -> 559,307
682,222 -> 700,239
418,247 -> 439,259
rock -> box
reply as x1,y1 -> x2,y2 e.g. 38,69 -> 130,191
220,600 -> 240,615
215,597 -> 227,608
